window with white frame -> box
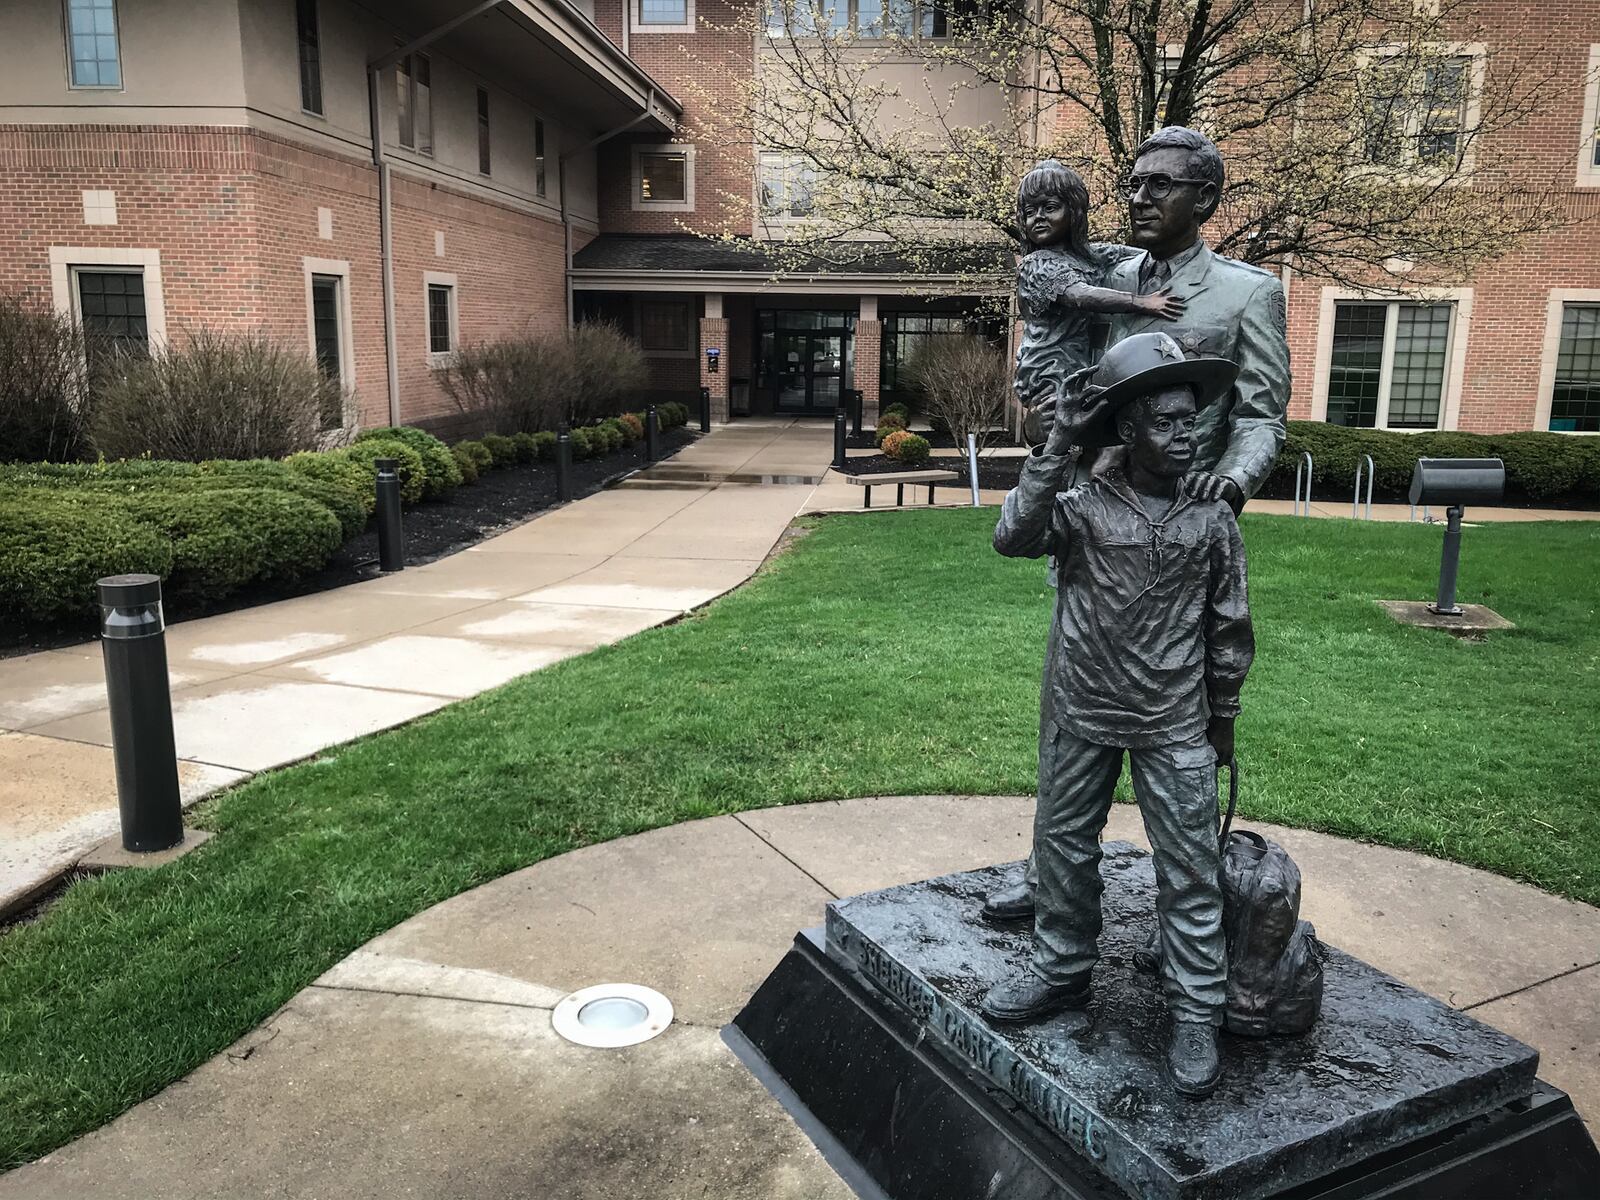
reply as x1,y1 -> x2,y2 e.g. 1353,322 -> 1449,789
1549,304 -> 1600,432
1325,300 -> 1455,429
424,274 -> 458,358
758,153 -> 817,219
1580,45 -> 1600,185
634,0 -> 692,32
1359,48 -> 1480,169
396,52 -> 433,155
64,0 -> 121,88
303,258 -> 351,430
763,0 -> 981,38
633,145 -> 693,211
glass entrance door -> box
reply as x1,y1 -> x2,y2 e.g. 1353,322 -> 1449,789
757,310 -> 854,414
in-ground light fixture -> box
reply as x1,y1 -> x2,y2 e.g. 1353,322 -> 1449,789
551,982 -> 674,1049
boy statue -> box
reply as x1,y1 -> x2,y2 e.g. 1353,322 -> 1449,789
984,330 -> 1255,1099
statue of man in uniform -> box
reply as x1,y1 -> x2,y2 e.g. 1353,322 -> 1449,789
984,125 -> 1291,926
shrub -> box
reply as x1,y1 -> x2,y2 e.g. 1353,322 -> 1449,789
511,431 -> 540,463
91,328 -> 345,462
284,450 -> 378,520
568,427 -> 595,460
1271,422 -> 1600,504
617,412 -> 645,442
875,413 -> 909,446
356,426 -> 461,497
435,336 -> 571,435
532,430 -> 557,461
480,433 -> 519,469
905,336 -> 1009,458
881,402 -> 911,423
455,440 -> 495,476
200,458 -> 367,540
338,438 -> 427,505
0,489 -> 173,622
452,444 -> 480,484
0,295 -> 92,463
882,430 -> 932,466
122,488 -> 342,603
568,321 -> 647,426
597,420 -> 626,452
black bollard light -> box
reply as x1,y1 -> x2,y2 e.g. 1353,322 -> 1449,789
849,388 -> 863,437
375,457 -> 404,572
699,386 -> 711,433
98,574 -> 184,853
833,405 -> 847,470
646,404 -> 660,463
556,426 -> 573,501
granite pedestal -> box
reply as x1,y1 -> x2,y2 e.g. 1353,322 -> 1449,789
727,843 -> 1600,1200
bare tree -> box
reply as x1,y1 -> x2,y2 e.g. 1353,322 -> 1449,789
692,0 -> 1571,289
905,334 -> 1011,459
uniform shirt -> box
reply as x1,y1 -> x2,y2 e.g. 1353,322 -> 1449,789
996,447 -> 1254,748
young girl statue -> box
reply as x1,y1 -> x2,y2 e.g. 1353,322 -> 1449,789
1013,159 -> 1185,437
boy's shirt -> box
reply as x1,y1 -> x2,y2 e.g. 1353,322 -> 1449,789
996,449 -> 1255,748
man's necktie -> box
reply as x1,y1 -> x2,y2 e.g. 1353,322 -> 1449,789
1139,256 -> 1172,296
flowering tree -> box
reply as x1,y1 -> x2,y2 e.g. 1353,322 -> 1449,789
691,0 -> 1570,288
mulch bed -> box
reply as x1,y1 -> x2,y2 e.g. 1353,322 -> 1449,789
1,428 -> 700,660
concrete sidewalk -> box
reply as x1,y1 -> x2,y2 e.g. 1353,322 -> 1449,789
0,420 -> 833,917
3,795 -> 1594,1198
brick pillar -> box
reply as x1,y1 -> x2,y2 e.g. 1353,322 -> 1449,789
856,299 -> 883,427
699,315 -> 730,423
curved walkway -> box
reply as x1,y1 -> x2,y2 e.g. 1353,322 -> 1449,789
0,421 -> 833,916
4,796 -> 1595,1198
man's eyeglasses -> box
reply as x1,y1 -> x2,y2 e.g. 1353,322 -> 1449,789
1120,173 -> 1211,200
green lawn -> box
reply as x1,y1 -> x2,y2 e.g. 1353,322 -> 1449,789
2,510 -> 1597,1168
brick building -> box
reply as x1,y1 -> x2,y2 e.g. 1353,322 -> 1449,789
0,0 -> 1597,435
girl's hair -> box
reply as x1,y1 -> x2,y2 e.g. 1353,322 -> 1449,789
1016,159 -> 1092,258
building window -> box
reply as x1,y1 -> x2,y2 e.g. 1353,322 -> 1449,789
535,118 -> 547,197
309,274 -> 345,429
758,153 -> 816,219
1360,50 -> 1478,169
1581,46 -> 1600,185
64,0 -> 121,88
396,52 -> 433,155
638,300 -> 693,353
1550,305 -> 1600,432
427,283 -> 456,355
881,312 -> 996,398
633,145 -> 694,211
1326,300 -> 1454,430
635,0 -> 692,30
476,87 -> 491,175
75,270 -> 147,370
296,0 -> 322,115
764,0 -> 977,39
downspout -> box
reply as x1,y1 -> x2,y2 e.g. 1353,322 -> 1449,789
561,89 -> 659,328
368,63 -> 401,427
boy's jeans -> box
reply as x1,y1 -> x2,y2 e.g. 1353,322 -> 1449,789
1032,722 -> 1227,1025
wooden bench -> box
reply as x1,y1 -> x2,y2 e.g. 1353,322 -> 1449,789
840,468 -> 960,508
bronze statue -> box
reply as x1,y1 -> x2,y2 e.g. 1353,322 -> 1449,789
986,127 -> 1292,928
985,331 -> 1254,1098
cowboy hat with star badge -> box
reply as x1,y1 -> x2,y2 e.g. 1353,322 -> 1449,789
1070,331 -> 1239,449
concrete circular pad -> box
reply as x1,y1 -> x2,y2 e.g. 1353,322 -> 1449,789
4,797 -> 1596,1198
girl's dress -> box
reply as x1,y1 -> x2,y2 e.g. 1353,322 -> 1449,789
1013,246 -> 1099,410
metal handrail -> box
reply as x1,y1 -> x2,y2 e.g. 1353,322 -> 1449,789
1352,454 -> 1374,520
1293,452 -> 1313,517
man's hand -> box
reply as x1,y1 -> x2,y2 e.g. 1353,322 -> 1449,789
1186,472 -> 1243,511
1207,716 -> 1236,765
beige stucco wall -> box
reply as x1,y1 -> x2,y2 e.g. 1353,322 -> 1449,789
0,0 -> 247,113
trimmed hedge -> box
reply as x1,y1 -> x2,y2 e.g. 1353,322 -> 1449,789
338,439 -> 427,506
0,485 -> 341,619
356,426 -> 462,497
480,433 -> 519,469
883,430 -> 931,466
1273,422 -> 1600,503
0,490 -> 175,622
451,444 -> 481,484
